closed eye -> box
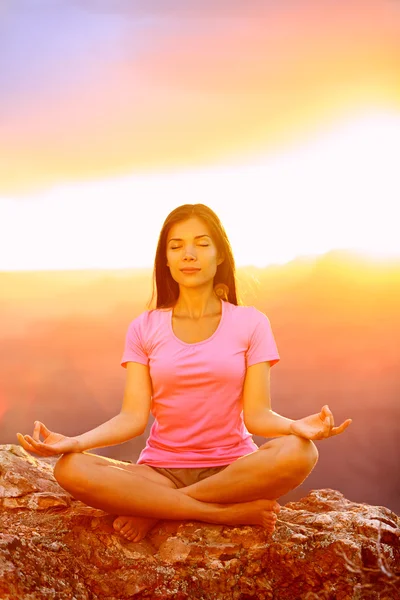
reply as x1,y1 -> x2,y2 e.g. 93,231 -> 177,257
170,243 -> 210,249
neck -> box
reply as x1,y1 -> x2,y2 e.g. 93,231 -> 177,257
173,285 -> 221,319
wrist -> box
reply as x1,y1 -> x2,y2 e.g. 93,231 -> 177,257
289,420 -> 307,438
72,436 -> 84,452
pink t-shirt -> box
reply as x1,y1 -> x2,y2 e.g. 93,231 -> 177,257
120,300 -> 280,467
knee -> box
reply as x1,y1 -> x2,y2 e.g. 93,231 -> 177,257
54,452 -> 87,492
279,434 -> 319,476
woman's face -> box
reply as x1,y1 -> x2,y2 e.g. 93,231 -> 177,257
166,217 -> 224,289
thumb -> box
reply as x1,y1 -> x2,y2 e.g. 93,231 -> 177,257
320,405 -> 329,419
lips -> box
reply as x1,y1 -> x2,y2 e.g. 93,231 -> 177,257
180,268 -> 200,273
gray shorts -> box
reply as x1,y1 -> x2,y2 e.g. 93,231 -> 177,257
146,465 -> 229,489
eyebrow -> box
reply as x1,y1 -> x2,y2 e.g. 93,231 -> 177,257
168,235 -> 211,242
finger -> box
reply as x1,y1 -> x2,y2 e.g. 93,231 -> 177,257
36,421 -> 51,439
17,432 -> 33,451
24,435 -> 50,455
321,405 -> 334,431
33,421 -> 41,442
17,433 -> 45,455
321,404 -> 333,422
24,435 -> 56,456
320,406 -> 330,424
320,413 -> 332,437
25,435 -> 55,455
331,419 -> 352,436
325,406 -> 334,429
326,415 -> 334,430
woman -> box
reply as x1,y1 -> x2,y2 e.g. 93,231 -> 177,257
17,203 -> 352,543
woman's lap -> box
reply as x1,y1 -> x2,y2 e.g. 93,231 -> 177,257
147,465 -> 229,489
87,454 -> 230,489
71,453 -> 178,488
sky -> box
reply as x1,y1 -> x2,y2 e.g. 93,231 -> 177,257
1,0 -> 400,269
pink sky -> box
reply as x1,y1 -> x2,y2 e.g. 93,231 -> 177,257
1,0 -> 399,195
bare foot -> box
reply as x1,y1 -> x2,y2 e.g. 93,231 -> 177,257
223,499 -> 281,532
113,516 -> 158,542
113,499 -> 280,540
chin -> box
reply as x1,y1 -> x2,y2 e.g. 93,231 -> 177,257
177,277 -> 211,288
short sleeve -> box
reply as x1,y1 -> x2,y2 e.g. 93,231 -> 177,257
120,313 -> 149,368
246,307 -> 280,367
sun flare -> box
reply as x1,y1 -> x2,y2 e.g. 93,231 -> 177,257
1,111 -> 399,271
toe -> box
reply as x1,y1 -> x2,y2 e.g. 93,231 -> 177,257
113,517 -> 126,531
267,520 -> 276,527
120,524 -> 133,535
262,512 -> 278,531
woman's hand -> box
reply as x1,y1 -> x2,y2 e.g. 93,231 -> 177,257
16,421 -> 81,456
290,405 -> 352,441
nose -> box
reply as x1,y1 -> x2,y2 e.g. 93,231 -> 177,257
182,246 -> 196,260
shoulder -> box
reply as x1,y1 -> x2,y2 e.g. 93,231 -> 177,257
228,302 -> 269,324
126,309 -> 166,334
225,303 -> 271,337
229,304 -> 274,343
249,305 -> 271,324
127,310 -> 150,328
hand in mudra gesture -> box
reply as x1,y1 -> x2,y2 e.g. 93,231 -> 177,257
290,405 -> 352,441
16,421 -> 80,456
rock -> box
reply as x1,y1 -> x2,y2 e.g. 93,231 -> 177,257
0,444 -> 399,599
0,444 -> 70,509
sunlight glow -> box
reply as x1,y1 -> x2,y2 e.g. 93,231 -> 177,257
1,111 -> 399,271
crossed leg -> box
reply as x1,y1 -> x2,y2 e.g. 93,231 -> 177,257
53,434 -> 318,542
181,434 -> 319,503
115,434 -> 318,541
113,466 -> 178,542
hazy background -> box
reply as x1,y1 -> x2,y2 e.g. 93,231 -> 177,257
1,1 -> 399,514
1,254 -> 399,513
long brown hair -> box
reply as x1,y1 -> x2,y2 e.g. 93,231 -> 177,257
149,204 -> 239,308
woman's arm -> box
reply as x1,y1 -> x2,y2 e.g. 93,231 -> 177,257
74,413 -> 145,452
242,362 -> 352,440
243,362 -> 294,437
18,362 -> 152,456
75,361 -> 152,451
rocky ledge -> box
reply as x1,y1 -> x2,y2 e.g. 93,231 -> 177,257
0,444 -> 399,600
